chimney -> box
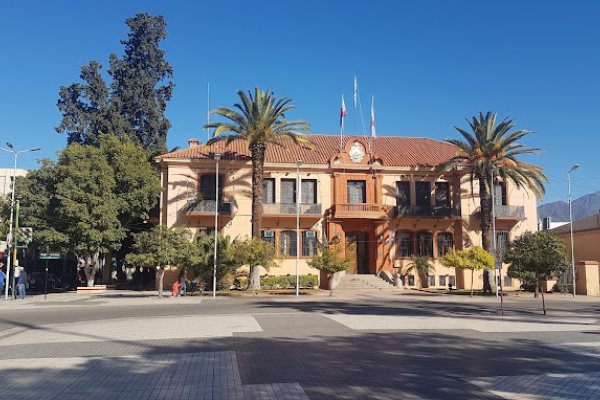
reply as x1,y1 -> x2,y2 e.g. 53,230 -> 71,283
188,138 -> 200,148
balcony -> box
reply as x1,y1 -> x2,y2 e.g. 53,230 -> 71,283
495,205 -> 525,220
395,205 -> 461,219
262,203 -> 322,217
474,205 -> 526,220
333,203 -> 387,219
186,200 -> 233,216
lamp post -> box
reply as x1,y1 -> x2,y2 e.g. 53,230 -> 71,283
1,143 -> 41,301
491,167 -> 504,315
296,160 -> 302,297
213,153 -> 221,299
568,164 -> 579,298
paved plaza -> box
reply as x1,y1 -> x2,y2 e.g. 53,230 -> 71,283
2,291 -> 600,399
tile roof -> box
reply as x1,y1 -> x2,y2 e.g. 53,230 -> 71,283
156,134 -> 457,167
550,213 -> 600,235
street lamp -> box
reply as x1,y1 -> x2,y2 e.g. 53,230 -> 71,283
568,164 -> 579,298
212,153 -> 221,299
491,167 -> 504,316
1,143 -> 41,301
296,160 -> 302,297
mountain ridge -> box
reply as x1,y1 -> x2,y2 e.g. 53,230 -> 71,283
538,191 -> 600,222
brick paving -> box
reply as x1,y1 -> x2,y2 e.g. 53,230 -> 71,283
2,292 -> 600,399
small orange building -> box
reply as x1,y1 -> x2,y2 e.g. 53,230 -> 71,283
155,134 -> 538,290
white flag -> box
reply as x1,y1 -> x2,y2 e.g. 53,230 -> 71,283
370,96 -> 376,137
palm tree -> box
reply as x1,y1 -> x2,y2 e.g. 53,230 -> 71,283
438,112 -> 546,253
204,87 -> 310,289
405,256 -> 435,289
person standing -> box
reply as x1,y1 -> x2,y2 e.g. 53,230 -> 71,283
0,263 -> 6,295
17,267 -> 27,300
178,268 -> 187,297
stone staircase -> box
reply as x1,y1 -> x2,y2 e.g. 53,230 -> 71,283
335,274 -> 396,292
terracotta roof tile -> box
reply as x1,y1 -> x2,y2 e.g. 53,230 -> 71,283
156,134 -> 457,167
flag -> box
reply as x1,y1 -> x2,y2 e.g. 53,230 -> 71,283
353,77 -> 358,109
340,95 -> 347,129
370,96 -> 376,137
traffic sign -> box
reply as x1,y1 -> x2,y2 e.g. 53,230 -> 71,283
40,252 -> 61,260
494,249 -> 503,269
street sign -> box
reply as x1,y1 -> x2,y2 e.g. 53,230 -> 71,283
40,252 -> 61,260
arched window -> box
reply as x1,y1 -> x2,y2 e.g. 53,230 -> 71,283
396,231 -> 413,258
416,232 -> 433,257
437,232 -> 454,257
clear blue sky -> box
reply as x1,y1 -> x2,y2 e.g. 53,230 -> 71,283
1,0 -> 598,205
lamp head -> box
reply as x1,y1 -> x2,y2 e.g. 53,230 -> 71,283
296,160 -> 303,167
213,153 -> 221,161
569,164 -> 580,174
31,148 -> 42,152
6,142 -> 14,151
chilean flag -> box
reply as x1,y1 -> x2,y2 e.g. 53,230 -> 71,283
340,95 -> 347,129
370,96 -> 376,137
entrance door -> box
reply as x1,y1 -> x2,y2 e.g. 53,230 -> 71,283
346,232 -> 369,274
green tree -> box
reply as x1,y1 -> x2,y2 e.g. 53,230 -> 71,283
440,247 -> 493,296
504,231 -> 568,315
205,88 -> 310,289
308,242 -> 352,296
56,13 -> 174,153
125,225 -> 192,298
405,256 -> 436,289
232,237 -> 278,290
187,233 -> 239,290
437,113 -> 546,286
14,136 -> 160,284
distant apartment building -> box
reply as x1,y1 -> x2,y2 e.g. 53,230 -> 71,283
155,135 -> 538,290
0,168 -> 27,197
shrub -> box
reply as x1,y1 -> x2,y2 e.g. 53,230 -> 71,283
260,275 -> 318,289
552,281 -> 570,293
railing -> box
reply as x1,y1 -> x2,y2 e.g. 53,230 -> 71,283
395,205 -> 460,218
186,200 -> 233,215
474,204 -> 525,219
495,205 -> 525,219
262,203 -> 322,216
333,203 -> 387,219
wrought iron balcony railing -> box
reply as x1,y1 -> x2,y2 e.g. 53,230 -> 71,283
186,200 -> 233,215
395,205 -> 460,218
262,203 -> 322,216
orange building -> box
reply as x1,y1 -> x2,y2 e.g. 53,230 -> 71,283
155,134 -> 538,290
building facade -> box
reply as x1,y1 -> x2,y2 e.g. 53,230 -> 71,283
155,135 -> 538,290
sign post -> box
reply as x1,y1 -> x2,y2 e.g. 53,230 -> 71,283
39,251 -> 61,301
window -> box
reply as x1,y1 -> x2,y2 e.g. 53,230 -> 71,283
449,275 -> 456,287
302,230 -> 317,257
396,181 -> 410,206
494,182 -> 507,206
347,180 -> 366,203
261,230 -> 275,246
397,231 -> 413,257
408,275 -> 415,286
416,232 -> 433,257
439,275 -> 447,287
435,182 -> 450,207
280,230 -> 297,257
415,182 -> 431,208
437,233 -> 454,257
504,276 -> 512,287
281,179 -> 296,204
263,178 -> 275,203
301,180 -> 317,204
428,275 -> 436,287
200,175 -> 217,201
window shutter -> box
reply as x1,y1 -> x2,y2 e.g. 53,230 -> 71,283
301,180 -> 316,204
281,179 -> 296,204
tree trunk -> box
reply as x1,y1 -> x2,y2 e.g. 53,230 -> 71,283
249,265 -> 261,291
157,267 -> 165,299
470,269 -> 474,297
534,280 -> 539,298
80,252 -> 100,287
479,176 -> 492,252
540,278 -> 546,316
329,273 -> 334,297
249,142 -> 266,290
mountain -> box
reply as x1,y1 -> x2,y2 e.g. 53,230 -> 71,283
538,191 -> 600,222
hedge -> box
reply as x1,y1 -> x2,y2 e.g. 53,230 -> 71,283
260,275 -> 318,289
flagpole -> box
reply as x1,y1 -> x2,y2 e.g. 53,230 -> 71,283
340,94 -> 346,151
